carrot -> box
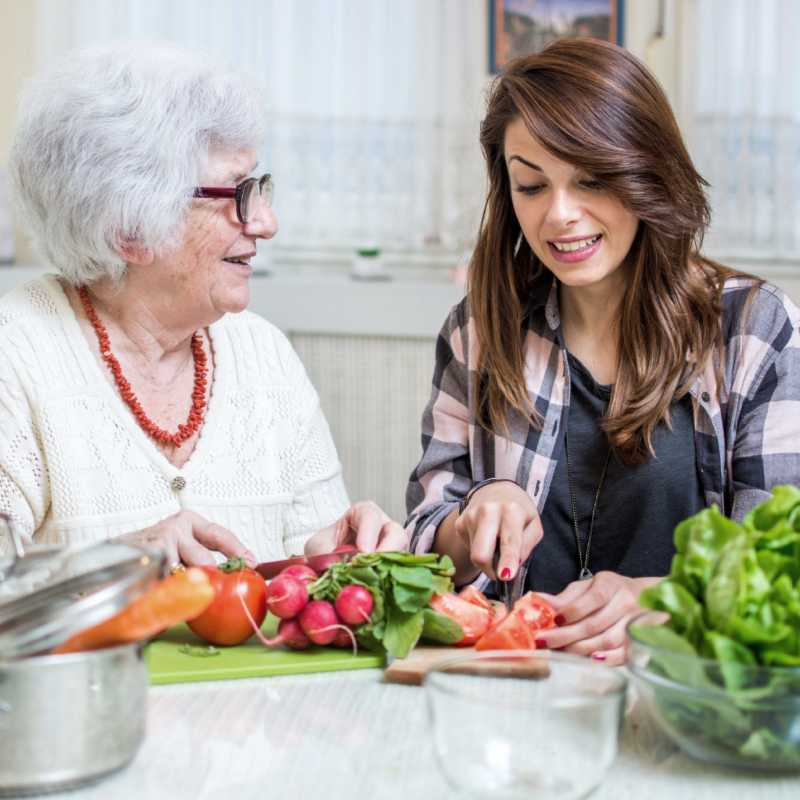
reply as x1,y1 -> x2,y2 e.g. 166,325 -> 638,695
55,568 -> 215,654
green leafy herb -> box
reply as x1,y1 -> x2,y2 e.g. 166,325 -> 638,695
636,488 -> 800,764
421,608 -> 464,645
179,644 -> 221,657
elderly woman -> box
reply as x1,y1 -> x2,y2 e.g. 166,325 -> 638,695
3,40 -> 407,568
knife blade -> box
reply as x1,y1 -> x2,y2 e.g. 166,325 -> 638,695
255,546 -> 358,581
493,543 -> 512,613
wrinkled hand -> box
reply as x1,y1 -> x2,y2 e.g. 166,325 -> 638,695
118,509 -> 256,569
304,501 -> 409,556
535,572 -> 660,665
456,482 -> 543,580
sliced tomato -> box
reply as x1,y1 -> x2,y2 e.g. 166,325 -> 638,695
489,603 -> 508,626
475,611 -> 538,651
429,592 -> 491,646
514,591 -> 557,631
474,592 -> 557,651
457,586 -> 496,615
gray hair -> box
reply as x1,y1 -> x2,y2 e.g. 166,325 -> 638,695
8,40 -> 267,285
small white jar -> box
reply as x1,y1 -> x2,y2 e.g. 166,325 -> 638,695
352,248 -> 386,280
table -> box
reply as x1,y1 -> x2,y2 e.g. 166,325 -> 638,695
57,668 -> 798,800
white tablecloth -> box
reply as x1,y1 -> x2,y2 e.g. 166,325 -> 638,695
54,668 -> 800,800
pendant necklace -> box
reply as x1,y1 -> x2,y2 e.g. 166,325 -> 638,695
563,425 -> 611,581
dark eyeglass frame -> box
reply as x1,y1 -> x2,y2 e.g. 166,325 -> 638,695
193,174 -> 274,224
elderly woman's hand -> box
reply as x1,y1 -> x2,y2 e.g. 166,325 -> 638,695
304,502 -> 409,556
533,572 -> 661,665
119,509 -> 257,570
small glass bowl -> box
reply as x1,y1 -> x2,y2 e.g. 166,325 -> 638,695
423,650 -> 627,800
628,612 -> 800,770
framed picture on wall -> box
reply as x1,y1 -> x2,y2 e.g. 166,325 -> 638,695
490,0 -> 623,72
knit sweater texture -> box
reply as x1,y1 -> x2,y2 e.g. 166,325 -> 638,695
0,275 -> 350,562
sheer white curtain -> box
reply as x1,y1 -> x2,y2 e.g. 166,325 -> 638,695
38,0 -> 485,257
693,0 -> 800,258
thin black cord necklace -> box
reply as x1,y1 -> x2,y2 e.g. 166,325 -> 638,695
564,426 -> 611,580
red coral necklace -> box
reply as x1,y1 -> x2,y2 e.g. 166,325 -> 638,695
77,285 -> 208,448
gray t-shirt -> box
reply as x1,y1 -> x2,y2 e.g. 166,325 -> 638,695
525,352 -> 705,595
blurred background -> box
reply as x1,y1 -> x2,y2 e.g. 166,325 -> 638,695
1,0 -> 799,523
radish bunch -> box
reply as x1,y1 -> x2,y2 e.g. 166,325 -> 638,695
260,568 -> 374,651
250,551 -> 459,659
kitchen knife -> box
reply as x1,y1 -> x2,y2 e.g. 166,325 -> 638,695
255,546 -> 358,581
493,543 -> 513,613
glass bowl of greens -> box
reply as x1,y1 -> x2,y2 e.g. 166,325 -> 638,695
628,612 -> 800,770
626,486 -> 800,770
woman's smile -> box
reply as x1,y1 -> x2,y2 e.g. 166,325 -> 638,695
547,234 -> 603,263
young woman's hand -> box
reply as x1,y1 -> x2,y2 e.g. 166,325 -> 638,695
304,501 -> 409,556
533,572 -> 661,665
451,481 -> 543,584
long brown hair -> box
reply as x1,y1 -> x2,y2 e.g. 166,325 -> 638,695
471,38 -> 741,464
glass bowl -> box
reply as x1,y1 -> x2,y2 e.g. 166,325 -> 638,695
423,650 -> 627,800
627,612 -> 800,770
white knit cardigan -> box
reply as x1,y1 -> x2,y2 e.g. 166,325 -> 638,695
0,275 -> 350,563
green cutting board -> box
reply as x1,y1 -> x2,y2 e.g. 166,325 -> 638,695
145,614 -> 386,685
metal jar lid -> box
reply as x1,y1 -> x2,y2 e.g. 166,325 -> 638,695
0,514 -> 164,659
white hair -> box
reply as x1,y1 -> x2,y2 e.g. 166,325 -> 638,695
8,40 -> 267,285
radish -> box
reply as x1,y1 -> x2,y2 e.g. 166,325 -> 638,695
279,565 -> 318,585
335,585 -> 374,625
264,618 -> 310,650
266,574 -> 309,619
236,592 -> 310,651
331,624 -> 356,649
299,600 -> 341,645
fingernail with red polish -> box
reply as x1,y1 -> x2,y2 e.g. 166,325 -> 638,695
500,568 -> 511,580
554,614 -> 566,626
534,639 -> 548,649
592,653 -> 606,661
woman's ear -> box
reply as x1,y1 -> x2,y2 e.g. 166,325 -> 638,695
115,239 -> 155,266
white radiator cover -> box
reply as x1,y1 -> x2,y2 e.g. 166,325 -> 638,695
289,333 -> 437,525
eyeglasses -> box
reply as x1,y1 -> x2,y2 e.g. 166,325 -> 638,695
193,174 -> 275,224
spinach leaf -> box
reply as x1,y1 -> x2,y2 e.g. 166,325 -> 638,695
382,600 -> 425,659
392,581 -> 434,613
390,564 -> 436,590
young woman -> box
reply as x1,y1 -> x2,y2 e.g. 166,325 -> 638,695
406,39 -> 800,664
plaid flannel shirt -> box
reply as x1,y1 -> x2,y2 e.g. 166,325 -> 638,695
405,276 -> 800,595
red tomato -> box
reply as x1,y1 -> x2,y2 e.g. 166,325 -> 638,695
514,591 -> 557,630
429,592 -> 492,646
187,559 -> 268,646
490,604 -> 508,625
474,592 -> 557,651
457,586 -> 496,616
475,611 -> 538,650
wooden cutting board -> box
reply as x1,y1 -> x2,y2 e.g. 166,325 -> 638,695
384,645 -> 552,686
384,644 -> 476,685
145,615 -> 385,685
